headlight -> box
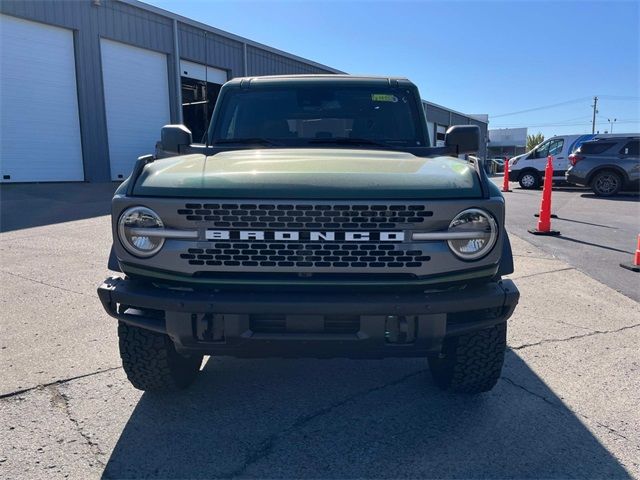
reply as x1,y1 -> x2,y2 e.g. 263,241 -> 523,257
510,158 -> 519,166
447,208 -> 498,260
118,206 -> 165,257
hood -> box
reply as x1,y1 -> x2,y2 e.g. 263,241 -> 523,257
509,152 -> 528,164
132,148 -> 481,199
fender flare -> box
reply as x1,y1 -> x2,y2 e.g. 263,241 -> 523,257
496,231 -> 514,277
586,165 -> 629,186
107,245 -> 122,272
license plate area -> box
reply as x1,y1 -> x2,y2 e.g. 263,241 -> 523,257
250,314 -> 360,334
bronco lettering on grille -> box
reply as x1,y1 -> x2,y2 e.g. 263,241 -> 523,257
205,230 -> 405,242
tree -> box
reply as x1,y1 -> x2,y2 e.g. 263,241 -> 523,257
526,132 -> 545,151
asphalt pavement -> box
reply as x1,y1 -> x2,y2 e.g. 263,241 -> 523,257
495,177 -> 640,302
0,182 -> 118,232
1,183 -> 639,479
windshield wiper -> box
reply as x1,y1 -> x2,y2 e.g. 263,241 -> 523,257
308,137 -> 389,147
214,138 -> 281,146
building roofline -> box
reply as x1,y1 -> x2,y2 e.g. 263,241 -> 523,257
121,1 -> 486,126
117,0 -> 346,75
422,99 -> 487,125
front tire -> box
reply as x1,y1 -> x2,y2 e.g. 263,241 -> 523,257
118,322 -> 203,392
429,322 -> 507,394
518,171 -> 540,189
591,170 -> 622,197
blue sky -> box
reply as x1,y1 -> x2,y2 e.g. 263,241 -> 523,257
148,0 -> 639,139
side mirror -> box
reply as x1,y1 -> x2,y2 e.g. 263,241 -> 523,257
160,124 -> 192,153
444,125 -> 480,155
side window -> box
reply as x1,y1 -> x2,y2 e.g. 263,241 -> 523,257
580,142 -> 614,154
548,139 -> 564,156
620,140 -> 639,156
219,101 -> 240,139
533,141 -> 550,158
226,107 -> 238,138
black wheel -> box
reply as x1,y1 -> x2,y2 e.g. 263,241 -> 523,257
428,322 -> 507,394
518,171 -> 540,189
118,322 -> 203,392
591,170 -> 622,197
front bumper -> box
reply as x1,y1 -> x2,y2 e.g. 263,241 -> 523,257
98,277 -> 519,358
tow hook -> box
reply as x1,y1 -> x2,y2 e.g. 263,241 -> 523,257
385,315 -> 417,344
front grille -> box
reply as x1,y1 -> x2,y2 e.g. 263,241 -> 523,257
180,243 -> 431,269
173,201 -> 436,272
177,202 -> 433,229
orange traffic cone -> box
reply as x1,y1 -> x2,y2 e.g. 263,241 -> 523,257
620,234 -> 640,272
529,155 -> 560,236
502,157 -> 512,192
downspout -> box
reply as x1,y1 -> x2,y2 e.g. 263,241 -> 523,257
173,19 -> 183,124
243,42 -> 248,76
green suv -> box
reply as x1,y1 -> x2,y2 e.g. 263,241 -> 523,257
98,75 -> 519,394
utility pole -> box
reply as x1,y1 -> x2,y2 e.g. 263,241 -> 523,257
591,96 -> 598,134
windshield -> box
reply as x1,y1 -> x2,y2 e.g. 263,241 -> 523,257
209,85 -> 425,148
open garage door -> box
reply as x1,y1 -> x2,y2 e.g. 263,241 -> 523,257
0,14 -> 84,182
180,60 -> 227,143
100,39 -> 170,180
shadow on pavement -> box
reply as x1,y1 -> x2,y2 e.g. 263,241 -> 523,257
580,192 -> 640,201
0,182 -> 119,232
553,216 -> 616,229
549,185 -> 590,192
554,235 -> 634,255
510,186 -> 639,197
102,353 -> 630,479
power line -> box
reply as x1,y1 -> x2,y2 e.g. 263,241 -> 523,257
491,95 -> 640,119
598,95 -> 640,100
490,97 -> 591,118
493,115 -> 592,126
492,119 -> 640,128
492,115 -> 592,127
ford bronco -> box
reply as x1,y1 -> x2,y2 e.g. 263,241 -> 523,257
98,75 -> 519,394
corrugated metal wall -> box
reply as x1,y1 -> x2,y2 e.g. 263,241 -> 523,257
450,113 -> 469,126
0,0 -> 336,182
246,46 -> 330,76
0,0 -> 488,181
424,104 -> 450,126
423,102 -> 488,159
178,23 -> 244,77
0,0 -> 181,182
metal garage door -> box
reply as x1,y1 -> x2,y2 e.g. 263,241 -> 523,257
100,39 -> 170,180
0,14 -> 84,182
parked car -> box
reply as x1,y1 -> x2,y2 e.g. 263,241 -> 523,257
566,137 -> 640,196
98,75 -> 519,394
490,157 -> 506,173
508,133 -> 633,189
